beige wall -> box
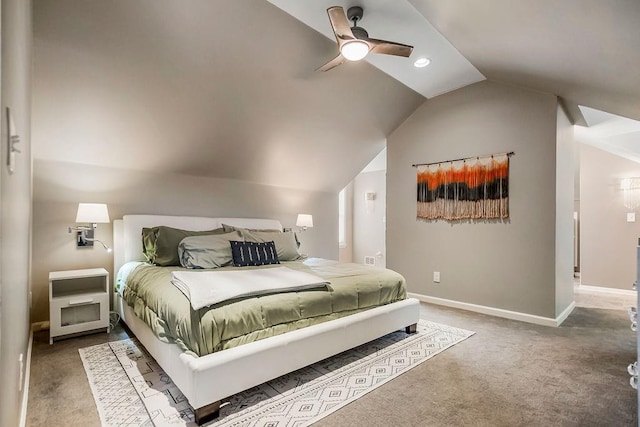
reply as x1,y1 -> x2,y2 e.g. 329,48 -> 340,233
0,0 -> 32,425
555,105 -> 576,315
387,80 -> 563,318
31,159 -> 337,322
580,143 -> 640,290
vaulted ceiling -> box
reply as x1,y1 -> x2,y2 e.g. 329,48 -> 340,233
32,0 -> 640,193
409,0 -> 640,122
32,0 -> 425,192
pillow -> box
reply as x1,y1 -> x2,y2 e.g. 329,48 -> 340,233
179,231 -> 245,269
141,227 -> 158,263
230,241 -> 280,267
142,226 -> 226,266
241,230 -> 302,261
221,223 -> 282,233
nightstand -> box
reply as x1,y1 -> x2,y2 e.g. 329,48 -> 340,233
49,268 -> 110,344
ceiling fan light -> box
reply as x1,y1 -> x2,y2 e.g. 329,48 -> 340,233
341,40 -> 370,61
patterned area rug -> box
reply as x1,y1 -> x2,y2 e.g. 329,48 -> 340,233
79,320 -> 474,426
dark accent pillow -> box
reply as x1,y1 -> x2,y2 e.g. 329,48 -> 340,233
142,226 -> 226,266
230,241 -> 280,267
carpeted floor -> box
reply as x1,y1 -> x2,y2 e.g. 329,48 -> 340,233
27,301 -> 637,426
78,321 -> 473,426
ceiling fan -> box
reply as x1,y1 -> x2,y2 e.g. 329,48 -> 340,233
317,6 -> 413,72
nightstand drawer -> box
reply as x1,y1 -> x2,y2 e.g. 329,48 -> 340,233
50,292 -> 109,339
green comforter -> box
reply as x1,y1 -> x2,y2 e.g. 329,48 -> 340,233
123,258 -> 406,357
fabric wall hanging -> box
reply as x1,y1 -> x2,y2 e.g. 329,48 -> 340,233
414,152 -> 512,221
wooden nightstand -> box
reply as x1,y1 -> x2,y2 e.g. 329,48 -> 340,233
49,268 -> 110,344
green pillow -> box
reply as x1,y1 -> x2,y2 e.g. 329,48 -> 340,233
179,231 -> 245,269
142,226 -> 226,266
221,223 -> 282,233
241,230 -> 302,261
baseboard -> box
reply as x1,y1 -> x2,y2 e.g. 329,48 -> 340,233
408,292 -> 574,327
577,284 -> 636,296
555,301 -> 576,326
31,321 -> 49,332
19,328 -> 34,427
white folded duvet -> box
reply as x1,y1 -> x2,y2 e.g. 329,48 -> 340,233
171,266 -> 330,310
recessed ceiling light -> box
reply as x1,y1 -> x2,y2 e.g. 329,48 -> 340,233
414,57 -> 431,68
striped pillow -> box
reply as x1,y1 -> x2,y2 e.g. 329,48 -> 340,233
230,241 -> 280,267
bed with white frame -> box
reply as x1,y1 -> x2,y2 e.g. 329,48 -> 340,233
113,214 -> 420,424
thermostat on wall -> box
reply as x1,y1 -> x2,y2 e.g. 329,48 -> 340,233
627,212 -> 636,223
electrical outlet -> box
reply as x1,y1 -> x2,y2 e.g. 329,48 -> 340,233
433,271 -> 441,283
364,256 -> 375,266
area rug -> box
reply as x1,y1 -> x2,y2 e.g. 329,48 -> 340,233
79,320 -> 474,426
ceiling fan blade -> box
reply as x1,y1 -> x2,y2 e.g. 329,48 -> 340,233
327,6 -> 355,46
368,39 -> 413,57
316,54 -> 345,72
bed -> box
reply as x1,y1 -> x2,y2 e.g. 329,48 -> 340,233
113,214 -> 420,424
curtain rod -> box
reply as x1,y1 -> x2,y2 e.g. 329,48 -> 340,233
411,151 -> 515,168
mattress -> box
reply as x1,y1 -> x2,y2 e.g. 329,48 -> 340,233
121,258 -> 407,357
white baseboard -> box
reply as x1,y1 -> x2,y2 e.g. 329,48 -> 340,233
577,284 -> 636,296
19,328 -> 34,427
556,301 -> 576,325
408,292 -> 575,327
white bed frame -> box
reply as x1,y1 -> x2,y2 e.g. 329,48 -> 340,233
113,214 -> 420,424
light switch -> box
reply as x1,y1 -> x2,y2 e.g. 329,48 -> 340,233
627,212 -> 636,222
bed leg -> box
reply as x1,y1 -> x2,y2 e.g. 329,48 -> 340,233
405,323 -> 417,334
194,401 -> 221,425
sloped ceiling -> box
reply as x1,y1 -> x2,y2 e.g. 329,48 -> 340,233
409,0 -> 640,122
576,105 -> 640,163
32,0 -> 425,192
266,0 -> 485,98
33,1 -> 640,193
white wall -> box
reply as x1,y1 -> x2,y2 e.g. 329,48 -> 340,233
387,80 -> 562,319
353,170 -> 386,267
555,105 -> 576,315
0,0 -> 32,425
579,143 -> 640,290
338,182 -> 354,263
31,159 -> 337,323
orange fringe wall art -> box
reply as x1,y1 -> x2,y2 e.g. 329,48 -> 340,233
415,153 -> 511,221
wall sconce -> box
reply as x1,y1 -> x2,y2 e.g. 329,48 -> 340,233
296,214 -> 313,231
621,178 -> 640,210
68,203 -> 112,252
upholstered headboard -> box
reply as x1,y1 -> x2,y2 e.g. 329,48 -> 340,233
113,214 -> 283,277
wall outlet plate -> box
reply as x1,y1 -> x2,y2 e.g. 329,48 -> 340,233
628,212 -> 636,222
433,271 -> 441,283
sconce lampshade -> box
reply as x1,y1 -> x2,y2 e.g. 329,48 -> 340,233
621,178 -> 640,210
296,214 -> 313,229
75,203 -> 110,224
